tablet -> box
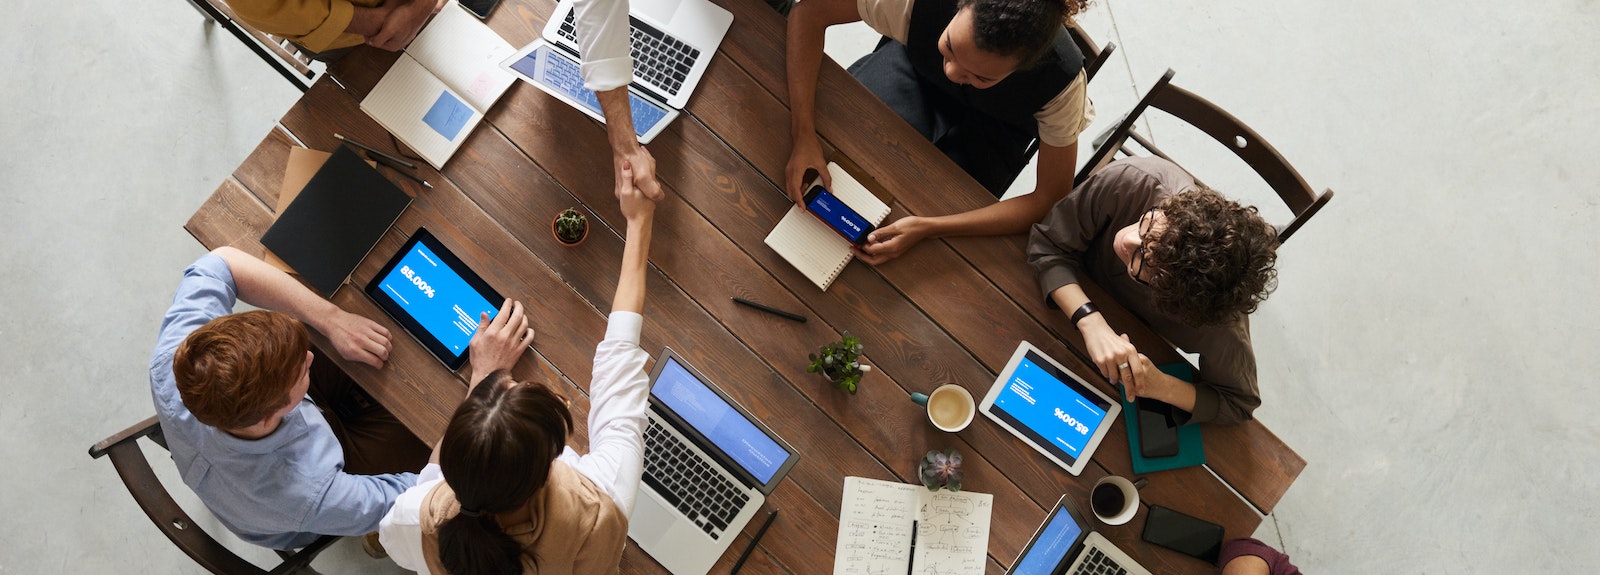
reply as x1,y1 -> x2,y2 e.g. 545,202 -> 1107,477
365,228 -> 504,371
501,39 -> 679,144
980,342 -> 1121,476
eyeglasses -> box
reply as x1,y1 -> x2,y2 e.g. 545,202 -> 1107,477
1129,207 -> 1159,286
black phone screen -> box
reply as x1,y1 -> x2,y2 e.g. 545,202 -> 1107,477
1136,398 -> 1179,458
459,0 -> 501,18
1141,505 -> 1224,563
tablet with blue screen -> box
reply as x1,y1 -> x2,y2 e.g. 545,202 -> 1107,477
365,228 -> 504,371
980,341 -> 1121,476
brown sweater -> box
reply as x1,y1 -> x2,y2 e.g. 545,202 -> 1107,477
417,461 -> 629,575
226,0 -> 383,52
1027,156 -> 1261,424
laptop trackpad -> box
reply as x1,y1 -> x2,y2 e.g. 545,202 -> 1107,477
627,495 -> 675,548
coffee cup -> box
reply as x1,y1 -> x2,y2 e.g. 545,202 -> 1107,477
910,384 -> 976,432
1090,476 -> 1146,525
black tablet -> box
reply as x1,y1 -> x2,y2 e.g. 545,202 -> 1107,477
365,228 -> 504,371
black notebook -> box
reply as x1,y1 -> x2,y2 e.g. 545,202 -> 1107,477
261,146 -> 412,297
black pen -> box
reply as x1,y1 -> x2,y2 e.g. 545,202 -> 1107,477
369,153 -> 433,188
730,509 -> 778,575
334,133 -> 417,169
732,297 -> 807,323
907,520 -> 918,575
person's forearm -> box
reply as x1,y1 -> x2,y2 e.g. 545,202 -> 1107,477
348,5 -> 388,36
212,247 -> 342,334
597,87 -> 640,155
919,190 -> 1059,239
612,216 -> 654,314
1148,372 -> 1198,413
785,1 -> 830,143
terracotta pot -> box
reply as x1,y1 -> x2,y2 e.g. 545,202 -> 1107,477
552,214 -> 588,247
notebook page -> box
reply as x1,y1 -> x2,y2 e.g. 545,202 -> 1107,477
764,205 -> 851,291
834,477 -> 920,575
910,489 -> 992,575
406,1 -> 516,112
361,53 -> 484,170
824,162 -> 892,224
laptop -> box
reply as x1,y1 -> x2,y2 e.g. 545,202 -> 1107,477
1007,494 -> 1153,575
500,0 -> 733,143
629,348 -> 799,575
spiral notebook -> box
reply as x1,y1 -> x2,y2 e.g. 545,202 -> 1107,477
764,163 -> 891,291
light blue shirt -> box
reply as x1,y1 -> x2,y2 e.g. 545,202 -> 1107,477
149,254 -> 416,550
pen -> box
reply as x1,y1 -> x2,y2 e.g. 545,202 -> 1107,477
907,520 -> 918,575
334,133 -> 418,169
369,153 -> 433,188
730,509 -> 778,575
731,297 -> 807,323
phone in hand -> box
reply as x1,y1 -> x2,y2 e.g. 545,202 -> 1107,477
459,0 -> 502,19
1136,397 -> 1180,458
802,183 -> 875,245
1142,505 -> 1224,563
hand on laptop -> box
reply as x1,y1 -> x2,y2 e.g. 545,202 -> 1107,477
854,216 -> 929,265
785,135 -> 831,204
319,310 -> 393,369
368,0 -> 435,51
467,299 -> 535,386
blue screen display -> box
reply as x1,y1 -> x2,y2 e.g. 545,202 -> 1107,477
1011,506 -> 1083,575
508,47 -> 670,138
654,357 -> 790,484
992,352 -> 1112,462
805,187 -> 872,243
376,242 -> 499,356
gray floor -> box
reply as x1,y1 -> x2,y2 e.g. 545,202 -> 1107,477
4,0 -> 1597,572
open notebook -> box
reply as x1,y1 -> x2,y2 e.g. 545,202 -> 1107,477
360,1 -> 516,169
764,163 -> 891,291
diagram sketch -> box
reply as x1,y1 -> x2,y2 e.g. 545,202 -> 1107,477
833,477 -> 992,575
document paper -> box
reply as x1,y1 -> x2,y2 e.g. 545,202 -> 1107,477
764,163 -> 891,291
834,477 -> 992,575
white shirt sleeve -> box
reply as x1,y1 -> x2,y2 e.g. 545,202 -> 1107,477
565,311 -> 651,516
378,464 -> 444,575
1034,70 -> 1095,148
856,0 -> 914,44
572,0 -> 634,91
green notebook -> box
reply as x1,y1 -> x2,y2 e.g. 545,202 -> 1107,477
1120,363 -> 1205,474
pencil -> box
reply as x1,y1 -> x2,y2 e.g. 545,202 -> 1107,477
730,509 -> 778,575
732,297 -> 807,323
334,133 -> 417,169
369,153 -> 433,189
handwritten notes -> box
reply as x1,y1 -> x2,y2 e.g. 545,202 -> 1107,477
834,477 -> 992,575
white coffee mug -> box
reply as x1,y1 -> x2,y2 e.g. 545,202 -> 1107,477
910,384 -> 976,432
1090,476 -> 1143,526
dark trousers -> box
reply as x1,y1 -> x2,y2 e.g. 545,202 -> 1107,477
307,354 -> 430,475
847,39 -> 1037,197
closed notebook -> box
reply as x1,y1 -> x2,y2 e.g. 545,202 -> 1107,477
764,163 -> 891,291
260,146 -> 412,298
1120,362 -> 1206,474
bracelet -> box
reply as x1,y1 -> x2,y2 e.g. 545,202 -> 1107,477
1069,302 -> 1099,327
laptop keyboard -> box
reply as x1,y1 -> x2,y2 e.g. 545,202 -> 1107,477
557,10 -> 700,97
642,418 -> 750,539
1070,546 -> 1130,575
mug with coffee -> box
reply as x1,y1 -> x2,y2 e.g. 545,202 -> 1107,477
910,384 -> 976,432
1090,476 -> 1147,525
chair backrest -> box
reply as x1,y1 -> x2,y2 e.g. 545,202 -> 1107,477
1074,69 -> 1334,243
181,0 -> 323,92
1065,23 -> 1117,82
89,417 -> 337,575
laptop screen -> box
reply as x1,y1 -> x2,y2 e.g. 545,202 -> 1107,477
652,356 -> 792,484
989,350 -> 1113,465
1008,501 -> 1085,575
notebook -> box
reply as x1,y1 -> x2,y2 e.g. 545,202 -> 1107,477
763,163 -> 891,291
260,146 -> 412,297
360,1 -> 516,169
833,477 -> 993,575
1120,363 -> 1206,474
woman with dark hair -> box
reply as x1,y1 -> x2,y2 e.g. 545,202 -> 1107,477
1027,156 -> 1281,425
787,0 -> 1097,265
378,162 -> 660,574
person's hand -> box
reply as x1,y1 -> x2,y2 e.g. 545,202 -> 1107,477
367,0 -> 434,51
467,299 -> 535,382
433,0 -> 448,12
614,144 -> 665,202
785,135 -> 830,204
616,160 -> 659,223
321,310 -> 392,369
1122,352 -> 1160,402
1082,321 -> 1140,396
855,216 -> 930,265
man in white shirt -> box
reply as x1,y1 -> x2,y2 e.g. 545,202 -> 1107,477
571,0 -> 667,204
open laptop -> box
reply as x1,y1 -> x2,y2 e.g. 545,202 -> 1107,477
629,348 -> 799,575
1007,494 -> 1153,575
500,0 -> 732,143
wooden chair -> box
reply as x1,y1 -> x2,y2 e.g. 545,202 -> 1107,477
1075,69 -> 1334,243
88,416 -> 339,575
180,0 -> 324,92
1066,22 -> 1117,82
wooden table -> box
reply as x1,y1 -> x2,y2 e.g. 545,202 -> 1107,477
185,0 -> 1304,572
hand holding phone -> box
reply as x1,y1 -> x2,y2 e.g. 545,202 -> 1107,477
802,184 -> 875,245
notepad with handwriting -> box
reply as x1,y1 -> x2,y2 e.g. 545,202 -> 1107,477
833,477 -> 992,575
764,163 -> 891,291
361,1 -> 516,169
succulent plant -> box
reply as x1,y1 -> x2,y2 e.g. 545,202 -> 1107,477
807,332 -> 870,394
554,208 -> 588,244
919,449 -> 963,492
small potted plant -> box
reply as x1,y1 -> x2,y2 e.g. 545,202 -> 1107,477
552,207 -> 588,246
807,332 -> 870,393
918,449 -> 963,492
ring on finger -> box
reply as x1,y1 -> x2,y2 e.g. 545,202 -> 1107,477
1118,362 -> 1130,371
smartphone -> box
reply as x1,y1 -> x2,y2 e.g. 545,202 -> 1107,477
802,183 -> 875,245
1136,398 -> 1180,458
459,0 -> 502,19
1142,505 -> 1224,563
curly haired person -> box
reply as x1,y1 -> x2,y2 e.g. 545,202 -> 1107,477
1028,156 -> 1280,424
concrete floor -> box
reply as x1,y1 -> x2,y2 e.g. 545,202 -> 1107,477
3,0 -> 1597,572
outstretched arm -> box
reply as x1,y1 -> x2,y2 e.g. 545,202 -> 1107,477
211,247 -> 392,368
784,0 -> 862,201
612,161 -> 658,314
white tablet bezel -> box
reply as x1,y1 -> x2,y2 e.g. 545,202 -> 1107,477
979,341 -> 1122,476
500,39 -> 678,144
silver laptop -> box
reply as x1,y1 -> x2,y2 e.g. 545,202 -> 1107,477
543,0 -> 731,109
1006,494 -> 1153,575
629,348 -> 799,575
